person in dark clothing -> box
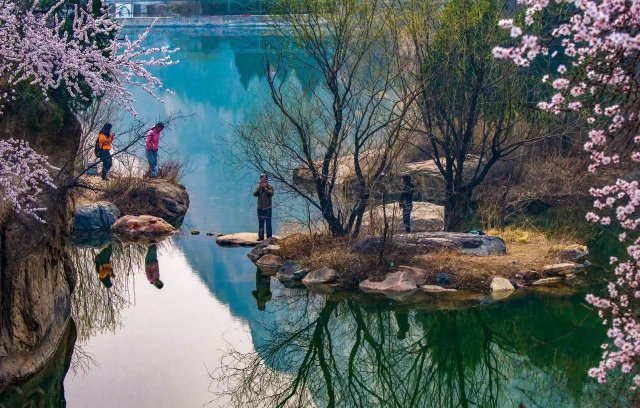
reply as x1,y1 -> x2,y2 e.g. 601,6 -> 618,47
95,245 -> 114,288
253,173 -> 274,241
145,244 -> 163,289
96,123 -> 115,180
399,175 -> 414,233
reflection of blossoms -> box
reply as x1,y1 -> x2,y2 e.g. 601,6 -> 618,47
0,138 -> 56,222
495,0 -> 640,389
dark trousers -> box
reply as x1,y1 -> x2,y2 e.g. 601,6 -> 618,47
257,208 -> 272,241
98,149 -> 112,179
402,204 -> 412,233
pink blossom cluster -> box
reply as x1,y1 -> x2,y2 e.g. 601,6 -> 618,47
495,0 -> 640,388
0,0 -> 178,115
0,1 -> 176,221
0,138 -> 57,222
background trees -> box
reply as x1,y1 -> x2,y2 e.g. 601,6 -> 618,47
237,0 -> 418,237
398,0 -> 574,231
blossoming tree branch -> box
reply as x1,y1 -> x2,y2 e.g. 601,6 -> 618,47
0,0 -> 176,221
494,0 -> 640,388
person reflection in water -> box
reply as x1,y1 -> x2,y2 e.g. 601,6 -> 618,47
145,244 -> 164,289
95,245 -> 114,288
252,270 -> 272,311
395,310 -> 410,341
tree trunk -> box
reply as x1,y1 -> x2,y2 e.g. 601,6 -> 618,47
444,184 -> 472,232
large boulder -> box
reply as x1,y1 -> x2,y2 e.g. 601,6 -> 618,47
556,245 -> 589,262
363,202 -> 444,233
110,178 -> 189,226
397,265 -> 428,285
217,232 -> 261,247
352,232 -> 506,256
256,254 -> 284,274
302,268 -> 338,285
111,215 -> 175,243
542,263 -> 585,275
359,271 -> 419,296
73,201 -> 120,231
248,237 -> 280,261
276,260 -> 304,282
490,277 -> 515,292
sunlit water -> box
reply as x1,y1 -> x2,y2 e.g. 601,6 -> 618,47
0,28 -> 632,408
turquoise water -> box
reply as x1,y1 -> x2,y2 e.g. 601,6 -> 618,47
0,28 -> 630,407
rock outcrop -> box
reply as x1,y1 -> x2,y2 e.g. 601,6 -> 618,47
73,201 -> 120,230
302,268 -> 338,285
0,107 -> 79,390
110,178 -> 189,226
247,237 -> 280,261
359,271 -> 419,296
363,202 -> 445,233
256,254 -> 284,274
352,232 -> 506,256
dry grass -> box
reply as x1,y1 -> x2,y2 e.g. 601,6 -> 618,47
278,226 -> 584,292
278,233 -> 411,288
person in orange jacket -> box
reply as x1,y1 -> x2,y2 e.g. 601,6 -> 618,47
96,123 -> 115,180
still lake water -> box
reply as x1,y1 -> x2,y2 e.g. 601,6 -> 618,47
0,28 -> 631,407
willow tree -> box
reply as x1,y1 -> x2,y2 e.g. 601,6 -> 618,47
398,0 -> 563,231
237,0 -> 418,237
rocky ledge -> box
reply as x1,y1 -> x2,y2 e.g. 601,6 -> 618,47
246,234 -> 592,305
72,177 -> 189,247
352,232 -> 506,256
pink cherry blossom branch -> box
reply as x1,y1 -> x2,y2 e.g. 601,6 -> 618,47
494,0 -> 640,389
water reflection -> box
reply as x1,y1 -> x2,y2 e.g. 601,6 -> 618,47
145,244 -> 164,289
0,322 -> 76,408
214,294 -> 630,408
252,269 -> 273,311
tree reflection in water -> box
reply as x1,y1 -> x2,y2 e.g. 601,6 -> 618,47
66,240 -> 174,368
213,292 -> 632,408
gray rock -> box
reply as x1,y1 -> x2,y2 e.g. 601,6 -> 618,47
217,232 -> 261,247
359,271 -> 418,295
291,268 -> 309,281
420,285 -> 457,293
490,277 -> 515,292
248,237 -> 280,261
256,254 -> 284,273
397,265 -> 428,285
557,245 -> 589,262
302,268 -> 338,285
73,201 -> 121,231
352,232 -> 506,257
542,263 -> 582,275
532,277 -> 564,286
276,260 -> 302,282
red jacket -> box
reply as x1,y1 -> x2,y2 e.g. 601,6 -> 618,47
146,128 -> 161,151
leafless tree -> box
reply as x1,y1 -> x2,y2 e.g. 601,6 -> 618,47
236,0 -> 420,237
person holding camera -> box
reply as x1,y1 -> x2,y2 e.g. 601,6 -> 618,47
253,173 -> 274,241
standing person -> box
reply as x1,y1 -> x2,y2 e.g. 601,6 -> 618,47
144,244 -> 164,289
96,123 -> 115,180
145,122 -> 164,178
399,175 -> 415,233
253,173 -> 274,241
